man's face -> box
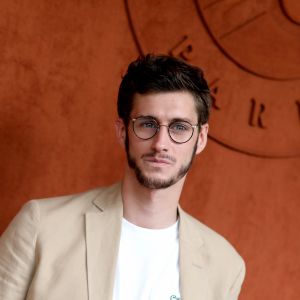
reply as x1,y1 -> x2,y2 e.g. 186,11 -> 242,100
117,91 -> 208,189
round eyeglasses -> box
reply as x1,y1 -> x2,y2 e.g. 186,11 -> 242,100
131,117 -> 199,144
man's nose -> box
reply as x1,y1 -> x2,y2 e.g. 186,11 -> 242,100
151,125 -> 170,152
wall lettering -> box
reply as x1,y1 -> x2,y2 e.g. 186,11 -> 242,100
249,98 -> 266,128
169,35 -> 193,61
209,78 -> 221,110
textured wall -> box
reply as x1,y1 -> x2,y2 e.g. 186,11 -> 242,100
0,1 -> 299,300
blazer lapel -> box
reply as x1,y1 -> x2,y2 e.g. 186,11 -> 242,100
179,208 -> 213,300
85,185 -> 212,300
85,183 -> 123,300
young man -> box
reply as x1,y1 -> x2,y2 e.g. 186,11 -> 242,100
0,54 -> 245,300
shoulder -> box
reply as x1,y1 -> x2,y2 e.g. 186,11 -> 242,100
0,183 -> 120,300
31,182 -> 121,217
179,208 -> 246,296
1,182 -> 121,238
179,207 -> 245,271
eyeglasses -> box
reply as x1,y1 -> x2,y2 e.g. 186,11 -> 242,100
131,116 -> 199,144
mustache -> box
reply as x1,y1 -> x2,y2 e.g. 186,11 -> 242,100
141,152 -> 176,163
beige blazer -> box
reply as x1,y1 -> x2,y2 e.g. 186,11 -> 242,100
0,183 -> 245,300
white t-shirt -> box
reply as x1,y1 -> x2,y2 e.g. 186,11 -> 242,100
113,218 -> 181,300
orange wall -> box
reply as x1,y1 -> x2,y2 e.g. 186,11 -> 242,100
0,1 -> 299,299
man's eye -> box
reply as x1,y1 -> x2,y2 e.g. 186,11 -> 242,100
140,121 -> 157,128
171,122 -> 189,131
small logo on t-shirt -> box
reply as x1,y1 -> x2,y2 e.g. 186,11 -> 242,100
170,296 -> 181,300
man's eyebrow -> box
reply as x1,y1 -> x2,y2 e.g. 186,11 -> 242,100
134,115 -> 196,123
170,117 -> 195,124
136,115 -> 157,119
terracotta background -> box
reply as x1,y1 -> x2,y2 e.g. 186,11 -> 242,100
0,1 -> 299,300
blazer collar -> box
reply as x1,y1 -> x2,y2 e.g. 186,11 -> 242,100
85,182 -> 123,300
85,183 -> 210,300
178,207 -> 212,300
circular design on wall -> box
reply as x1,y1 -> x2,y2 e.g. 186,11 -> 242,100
195,0 -> 300,80
125,0 -> 300,158
280,0 -> 300,25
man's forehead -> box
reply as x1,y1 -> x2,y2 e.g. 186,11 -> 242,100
131,91 -> 198,121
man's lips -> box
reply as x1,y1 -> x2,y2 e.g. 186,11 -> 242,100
142,154 -> 176,165
144,157 -> 171,164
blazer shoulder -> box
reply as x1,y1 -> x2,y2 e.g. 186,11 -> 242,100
33,182 -> 120,215
179,208 -> 245,268
13,182 -> 121,234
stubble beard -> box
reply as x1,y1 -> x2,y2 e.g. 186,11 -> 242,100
125,134 -> 198,190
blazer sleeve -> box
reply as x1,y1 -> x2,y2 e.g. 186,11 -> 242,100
0,201 -> 39,300
227,260 -> 246,300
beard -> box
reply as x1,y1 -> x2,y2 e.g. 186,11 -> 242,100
125,134 -> 198,190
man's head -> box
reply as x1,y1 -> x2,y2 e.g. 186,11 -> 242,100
117,54 -> 211,127
116,54 -> 211,189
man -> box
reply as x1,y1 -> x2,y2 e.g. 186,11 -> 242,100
0,54 -> 245,300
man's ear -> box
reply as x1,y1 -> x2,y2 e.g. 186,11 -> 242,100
196,123 -> 209,154
115,118 -> 126,148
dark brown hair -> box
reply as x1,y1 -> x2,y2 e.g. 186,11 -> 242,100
118,54 -> 211,126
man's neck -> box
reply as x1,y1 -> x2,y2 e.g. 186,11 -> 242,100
121,168 -> 185,229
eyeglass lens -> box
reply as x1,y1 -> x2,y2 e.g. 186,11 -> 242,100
133,117 -> 195,143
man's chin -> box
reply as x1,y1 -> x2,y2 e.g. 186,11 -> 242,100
136,174 -> 177,190
133,166 -> 186,189
126,149 -> 194,190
